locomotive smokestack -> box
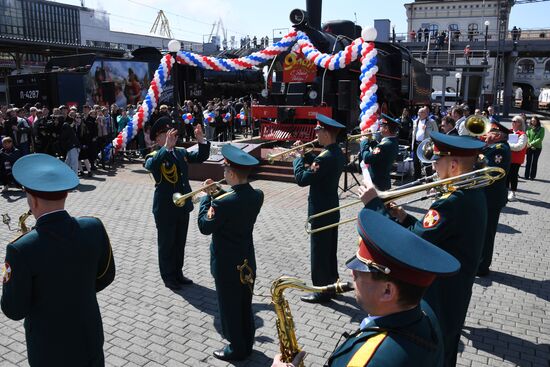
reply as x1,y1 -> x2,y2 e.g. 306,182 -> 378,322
306,0 -> 322,30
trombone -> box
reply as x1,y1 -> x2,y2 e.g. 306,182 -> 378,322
305,166 -> 505,235
267,139 -> 318,164
172,179 -> 225,207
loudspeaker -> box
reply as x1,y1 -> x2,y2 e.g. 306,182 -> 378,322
101,81 -> 115,105
338,80 -> 357,111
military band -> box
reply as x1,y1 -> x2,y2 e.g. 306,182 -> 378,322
1,111 -> 520,367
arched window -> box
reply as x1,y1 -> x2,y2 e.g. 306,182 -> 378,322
545,60 -> 550,74
517,59 -> 535,74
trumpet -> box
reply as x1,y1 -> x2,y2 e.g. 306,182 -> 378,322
267,139 -> 318,164
172,179 -> 225,207
305,166 -> 505,234
346,131 -> 374,141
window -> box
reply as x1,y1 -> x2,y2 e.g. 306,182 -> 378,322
517,59 -> 535,74
448,24 -> 459,32
428,24 -> 439,37
544,60 -> 550,74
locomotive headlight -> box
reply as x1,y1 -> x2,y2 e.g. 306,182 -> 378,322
308,90 -> 318,100
289,9 -> 308,27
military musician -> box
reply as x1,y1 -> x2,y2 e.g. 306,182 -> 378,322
293,114 -> 346,303
272,209 -> 460,367
477,122 -> 511,276
197,144 -> 264,361
359,132 -> 488,366
1,154 -> 115,366
144,117 -> 210,290
359,114 -> 400,191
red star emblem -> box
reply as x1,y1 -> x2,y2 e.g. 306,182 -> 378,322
373,147 -> 381,155
423,209 -> 441,228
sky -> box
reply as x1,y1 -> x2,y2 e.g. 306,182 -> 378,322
52,0 -> 550,43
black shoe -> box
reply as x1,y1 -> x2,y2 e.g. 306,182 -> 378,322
212,349 -> 246,361
477,269 -> 490,277
164,280 -> 182,290
301,293 -> 332,304
178,276 -> 193,285
86,172 -> 93,177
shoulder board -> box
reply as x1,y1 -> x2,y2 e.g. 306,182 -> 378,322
214,191 -> 235,201
495,143 -> 503,150
175,147 -> 186,152
347,332 -> 388,367
318,150 -> 329,158
9,231 -> 32,245
439,192 -> 453,200
145,151 -> 158,160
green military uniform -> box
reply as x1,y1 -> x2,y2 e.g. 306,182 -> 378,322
478,138 -> 511,274
294,142 -> 345,288
144,117 -> 210,288
197,144 -> 263,361
326,208 -> 460,367
360,136 -> 399,191
328,302 -> 443,367
365,132 -> 489,366
1,154 -> 115,367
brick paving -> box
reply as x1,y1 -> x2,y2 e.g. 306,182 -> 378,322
1,120 -> 549,366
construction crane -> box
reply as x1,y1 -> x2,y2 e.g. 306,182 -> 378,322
150,10 -> 174,39
208,18 -> 228,49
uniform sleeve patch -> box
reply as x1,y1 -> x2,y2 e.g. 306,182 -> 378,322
423,209 -> 441,228
373,147 -> 381,155
2,262 -> 12,284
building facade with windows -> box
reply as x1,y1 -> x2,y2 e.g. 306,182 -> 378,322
404,0 -> 550,109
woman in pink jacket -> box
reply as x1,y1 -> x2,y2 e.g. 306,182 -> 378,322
507,116 -> 527,201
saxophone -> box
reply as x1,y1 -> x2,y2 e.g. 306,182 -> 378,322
271,276 -> 354,366
18,210 -> 32,234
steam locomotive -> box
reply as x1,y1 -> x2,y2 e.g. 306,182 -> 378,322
252,0 -> 430,134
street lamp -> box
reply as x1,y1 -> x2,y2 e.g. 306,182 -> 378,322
482,20 -> 490,65
455,72 -> 462,101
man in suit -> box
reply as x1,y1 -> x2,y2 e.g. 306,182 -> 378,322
360,114 -> 400,191
411,106 -> 438,179
440,116 -> 458,136
144,117 -> 210,290
272,209 -> 460,367
293,114 -> 346,303
1,153 -> 115,366
359,132 -> 491,366
198,144 -> 264,361
477,122 -> 511,276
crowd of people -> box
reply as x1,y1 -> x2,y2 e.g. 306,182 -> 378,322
0,96 -> 257,193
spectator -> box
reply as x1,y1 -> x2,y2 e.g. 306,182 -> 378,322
409,29 -> 416,42
524,116 -> 544,180
59,115 -> 80,175
464,44 -> 471,65
33,109 -> 49,153
452,106 -> 467,136
423,28 -> 429,42
507,116 -> 527,201
511,26 -> 519,41
440,116 -> 458,135
117,110 -> 130,133
487,105 -> 499,123
411,106 -> 438,179
397,107 -> 413,143
417,27 -> 423,42
16,109 -> 31,156
0,137 -> 22,192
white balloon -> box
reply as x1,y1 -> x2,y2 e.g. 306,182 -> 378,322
362,27 -> 377,42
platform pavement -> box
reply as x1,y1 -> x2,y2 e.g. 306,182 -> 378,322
1,122 -> 549,367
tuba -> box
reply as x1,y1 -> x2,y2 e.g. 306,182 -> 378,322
271,276 -> 353,366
